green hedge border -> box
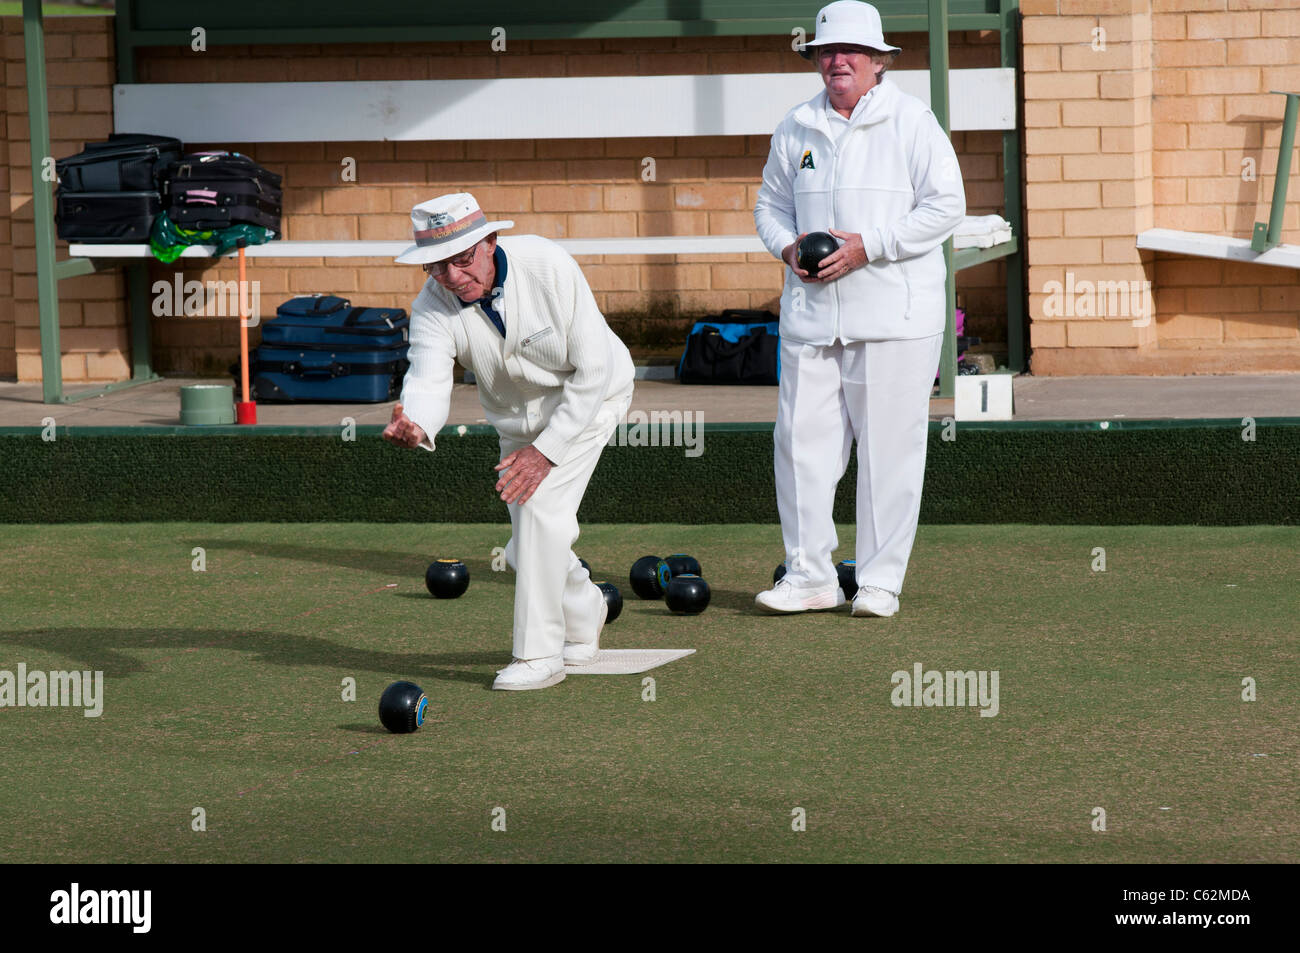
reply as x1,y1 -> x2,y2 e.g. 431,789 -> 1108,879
1,419 -> 1296,525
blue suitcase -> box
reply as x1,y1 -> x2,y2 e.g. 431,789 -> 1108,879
245,295 -> 410,402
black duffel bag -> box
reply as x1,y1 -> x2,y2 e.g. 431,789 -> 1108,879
677,309 -> 780,385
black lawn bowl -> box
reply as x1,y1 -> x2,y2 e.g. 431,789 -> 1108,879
773,562 -> 787,585
597,581 -> 623,623
836,559 -> 859,601
379,681 -> 428,734
665,574 -> 711,615
665,553 -> 701,578
425,559 -> 470,599
629,555 -> 672,599
797,231 -> 839,277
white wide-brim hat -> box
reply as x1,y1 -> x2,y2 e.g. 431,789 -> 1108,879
800,1 -> 902,58
394,192 -> 514,265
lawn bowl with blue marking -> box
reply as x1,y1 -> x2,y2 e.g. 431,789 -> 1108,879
379,681 -> 428,734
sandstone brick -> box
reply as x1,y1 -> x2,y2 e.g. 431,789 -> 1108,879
604,138 -> 677,159
425,160 -> 494,182
321,189 -> 390,215
1187,285 -> 1258,313
85,352 -> 131,381
1154,178 -> 1188,205
1099,71 -> 1152,99
1155,259 -> 1223,284
1153,123 -> 1188,150
1185,67 -> 1260,96
1026,127 -> 1101,156
1022,46 -> 1061,72
282,216 -> 359,241
1062,153 -> 1138,180
508,213 -> 568,238
1028,210 -> 1064,238
641,264 -> 711,290
1226,38 -> 1300,66
582,264 -> 641,292
1155,39 -> 1227,68
1152,150 -> 1222,176
1026,181 -> 1103,210
674,184 -> 748,211
1157,204 -> 1226,232
1102,237 -> 1144,264
1152,94 -> 1223,123
604,185 -> 673,212
1025,101 -> 1061,128
1153,1 -> 1233,13
566,159 -> 637,182
394,141 -> 464,161
1061,42 -> 1144,72
1066,321 -> 1145,347
1224,312 -> 1299,340
532,185 -> 603,212
1061,0 -> 1149,12
1063,208 -> 1143,237
1030,321 -> 1068,348
1025,156 -> 1062,183
466,140 -> 533,161
536,139 -> 604,160
1158,312 -> 1223,341
1027,237 -> 1104,266
568,212 -> 635,237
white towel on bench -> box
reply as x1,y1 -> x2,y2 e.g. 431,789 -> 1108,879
953,214 -> 1013,250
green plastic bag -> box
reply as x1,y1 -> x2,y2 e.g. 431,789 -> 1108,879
149,212 -> 274,263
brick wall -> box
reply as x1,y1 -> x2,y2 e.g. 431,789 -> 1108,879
3,13 -> 126,384
0,21 -> 1007,381
1023,0 -> 1300,374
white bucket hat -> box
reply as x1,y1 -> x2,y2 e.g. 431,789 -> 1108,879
394,192 -> 513,265
800,1 -> 902,58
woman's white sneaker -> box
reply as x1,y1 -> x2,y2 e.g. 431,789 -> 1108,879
493,655 -> 566,690
851,586 -> 899,618
755,579 -> 846,614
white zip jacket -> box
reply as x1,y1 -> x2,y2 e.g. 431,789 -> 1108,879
754,79 -> 966,343
400,234 -> 634,466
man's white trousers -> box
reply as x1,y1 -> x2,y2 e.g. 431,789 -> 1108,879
501,385 -> 632,661
774,333 -> 942,595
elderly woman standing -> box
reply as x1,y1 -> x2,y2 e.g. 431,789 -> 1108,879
753,1 -> 965,618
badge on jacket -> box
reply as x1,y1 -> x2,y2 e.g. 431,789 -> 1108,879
799,150 -> 815,170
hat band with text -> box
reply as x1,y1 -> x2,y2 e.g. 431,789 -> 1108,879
413,209 -> 487,247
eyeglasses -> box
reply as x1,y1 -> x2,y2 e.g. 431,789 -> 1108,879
818,44 -> 871,59
423,244 -> 479,277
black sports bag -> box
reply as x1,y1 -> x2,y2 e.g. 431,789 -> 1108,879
164,152 -> 283,233
55,133 -> 182,193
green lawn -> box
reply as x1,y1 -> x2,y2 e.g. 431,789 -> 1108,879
0,523 -> 1295,863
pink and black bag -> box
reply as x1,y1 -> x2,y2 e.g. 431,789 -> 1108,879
163,152 -> 282,235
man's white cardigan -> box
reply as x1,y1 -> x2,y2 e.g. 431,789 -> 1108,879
399,234 -> 635,466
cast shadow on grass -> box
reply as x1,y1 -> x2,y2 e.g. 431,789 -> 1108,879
0,627 -> 505,688
204,540 -> 513,589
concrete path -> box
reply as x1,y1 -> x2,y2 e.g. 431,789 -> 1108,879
0,373 -> 1295,428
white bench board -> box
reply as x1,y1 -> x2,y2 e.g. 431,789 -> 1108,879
1137,228 -> 1300,271
113,69 -> 1016,143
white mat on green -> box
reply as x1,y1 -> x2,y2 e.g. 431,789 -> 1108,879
565,649 -> 696,675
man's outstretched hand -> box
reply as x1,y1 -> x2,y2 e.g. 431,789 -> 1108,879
382,402 -> 428,449
494,445 -> 554,505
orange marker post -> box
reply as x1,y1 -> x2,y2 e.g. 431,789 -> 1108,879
235,244 -> 257,424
